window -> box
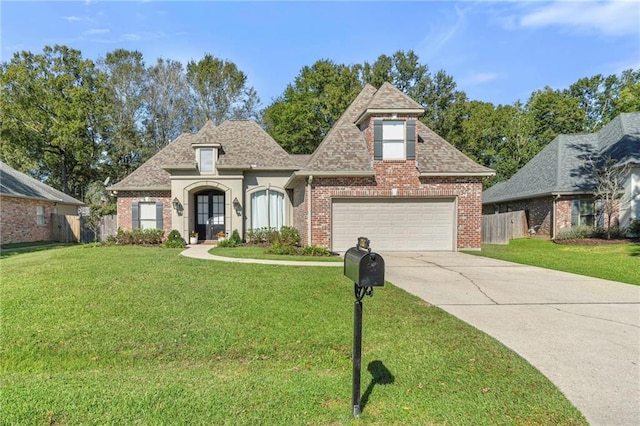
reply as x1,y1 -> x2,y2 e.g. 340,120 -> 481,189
139,202 -> 158,230
373,119 -> 416,161
251,189 -> 284,230
200,148 -> 214,173
571,199 -> 595,227
36,206 -> 45,226
382,121 -> 405,160
132,201 -> 163,230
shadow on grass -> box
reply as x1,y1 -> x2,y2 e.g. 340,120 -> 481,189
630,243 -> 640,257
0,243 -> 74,259
360,360 -> 395,413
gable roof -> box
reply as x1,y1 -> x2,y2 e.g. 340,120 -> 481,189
108,120 -> 296,191
0,161 -> 84,205
483,112 -> 640,204
288,82 -> 493,186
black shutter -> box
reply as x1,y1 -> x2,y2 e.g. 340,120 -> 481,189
156,201 -> 163,230
406,119 -> 416,160
132,201 -> 139,229
373,121 -> 383,160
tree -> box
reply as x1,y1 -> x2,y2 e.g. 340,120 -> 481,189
186,54 -> 260,126
614,69 -> 640,114
263,60 -> 362,153
526,86 -> 587,147
591,157 -> 631,239
143,58 -> 191,153
98,49 -> 148,181
1,45 -> 109,197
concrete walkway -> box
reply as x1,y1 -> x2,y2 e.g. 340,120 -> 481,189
382,252 -> 640,426
180,243 -> 342,267
181,244 -> 640,425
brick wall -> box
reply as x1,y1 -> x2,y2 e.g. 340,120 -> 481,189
0,196 -> 53,244
483,197 -> 553,236
116,191 -> 172,236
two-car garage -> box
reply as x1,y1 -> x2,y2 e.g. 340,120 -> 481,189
331,198 -> 456,252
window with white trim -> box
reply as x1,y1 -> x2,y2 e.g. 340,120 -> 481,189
571,199 -> 601,227
250,189 -> 284,230
200,148 -> 214,173
36,206 -> 45,225
373,119 -> 416,161
139,202 -> 157,230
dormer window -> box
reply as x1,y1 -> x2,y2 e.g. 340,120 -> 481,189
374,119 -> 416,161
200,148 -> 214,173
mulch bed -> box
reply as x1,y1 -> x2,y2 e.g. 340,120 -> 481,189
553,238 -> 638,246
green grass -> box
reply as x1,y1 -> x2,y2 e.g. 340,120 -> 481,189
210,245 -> 342,262
468,239 -> 639,285
1,246 -> 585,425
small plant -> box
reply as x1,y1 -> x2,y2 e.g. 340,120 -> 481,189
591,226 -> 627,240
216,231 -> 227,239
556,225 -> 593,241
229,229 -> 242,245
189,231 -> 199,238
628,219 -> 640,238
163,230 -> 185,248
267,241 -> 297,255
301,245 -> 333,257
278,226 -> 301,246
114,228 -> 164,245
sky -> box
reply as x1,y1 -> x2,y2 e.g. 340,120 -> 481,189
1,0 -> 639,109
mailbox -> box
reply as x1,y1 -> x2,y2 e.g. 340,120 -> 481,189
344,238 -> 385,288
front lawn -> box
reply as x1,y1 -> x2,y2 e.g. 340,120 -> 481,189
469,239 -> 639,285
1,246 -> 585,424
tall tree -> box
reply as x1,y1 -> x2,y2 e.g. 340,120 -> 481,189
186,54 -> 260,126
98,49 -> 148,180
526,86 -> 586,147
614,69 -> 640,114
263,60 -> 362,154
144,58 -> 191,153
0,45 -> 108,197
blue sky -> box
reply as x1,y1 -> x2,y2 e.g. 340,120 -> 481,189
2,1 -> 639,108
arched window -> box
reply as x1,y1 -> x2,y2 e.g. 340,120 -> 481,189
250,189 -> 284,230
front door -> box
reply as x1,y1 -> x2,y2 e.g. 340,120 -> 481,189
195,190 -> 225,240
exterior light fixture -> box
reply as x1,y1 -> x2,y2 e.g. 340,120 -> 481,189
233,197 -> 242,215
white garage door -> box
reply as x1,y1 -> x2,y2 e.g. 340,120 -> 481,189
332,198 -> 455,252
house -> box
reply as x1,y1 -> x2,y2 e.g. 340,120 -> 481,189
482,112 -> 640,238
108,82 -> 494,251
0,161 -> 84,245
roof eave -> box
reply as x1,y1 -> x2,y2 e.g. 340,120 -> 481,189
285,170 -> 375,189
162,163 -> 197,171
0,193 -> 84,205
419,171 -> 495,177
354,108 -> 425,125
108,186 -> 171,193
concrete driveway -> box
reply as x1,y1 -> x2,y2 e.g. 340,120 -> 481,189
382,252 -> 640,426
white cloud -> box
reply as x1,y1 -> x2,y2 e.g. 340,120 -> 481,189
85,28 -> 109,35
469,72 -> 499,84
520,0 -> 640,36
63,15 -> 82,22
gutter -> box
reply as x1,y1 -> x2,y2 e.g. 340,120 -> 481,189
420,171 -> 495,177
307,175 -> 313,246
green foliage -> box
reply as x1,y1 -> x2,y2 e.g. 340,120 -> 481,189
277,226 -> 300,246
591,226 -> 627,240
301,245 -> 333,257
266,241 -> 297,255
628,219 -> 640,237
245,227 -> 280,244
162,230 -> 185,248
556,225 -> 595,241
109,228 -> 165,245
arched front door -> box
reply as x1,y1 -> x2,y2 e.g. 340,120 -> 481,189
194,190 -> 225,240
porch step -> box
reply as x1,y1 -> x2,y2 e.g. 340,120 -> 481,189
201,240 -> 217,245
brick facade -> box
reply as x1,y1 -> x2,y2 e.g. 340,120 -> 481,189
116,191 -> 172,236
0,196 -> 54,244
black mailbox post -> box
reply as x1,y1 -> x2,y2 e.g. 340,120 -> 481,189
343,237 -> 384,417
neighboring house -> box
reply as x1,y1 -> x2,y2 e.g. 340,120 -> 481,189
0,161 -> 84,245
482,112 -> 640,238
108,82 -> 494,251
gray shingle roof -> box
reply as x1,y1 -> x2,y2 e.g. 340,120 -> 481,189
483,112 -> 640,204
109,120 -> 296,191
0,161 -> 84,205
362,81 -> 424,111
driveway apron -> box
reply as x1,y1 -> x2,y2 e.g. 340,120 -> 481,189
382,252 -> 640,426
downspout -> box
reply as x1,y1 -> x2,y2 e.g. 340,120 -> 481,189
307,175 -> 313,246
552,193 -> 561,239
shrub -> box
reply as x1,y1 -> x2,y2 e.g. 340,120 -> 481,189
163,230 -> 185,248
245,227 -> 280,244
278,226 -> 301,246
628,219 -> 640,238
556,225 -> 593,241
114,228 -> 164,245
267,241 -> 298,255
301,245 -> 333,257
591,226 -> 627,240
229,229 -> 242,246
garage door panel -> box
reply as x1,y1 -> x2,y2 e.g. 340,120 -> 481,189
332,198 -> 455,252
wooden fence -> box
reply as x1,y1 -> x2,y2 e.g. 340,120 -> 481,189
51,214 -> 81,243
482,211 -> 528,244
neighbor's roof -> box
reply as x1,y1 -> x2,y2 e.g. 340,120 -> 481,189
483,112 -> 640,204
290,82 -> 493,183
0,161 -> 84,205
108,120 -> 297,191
